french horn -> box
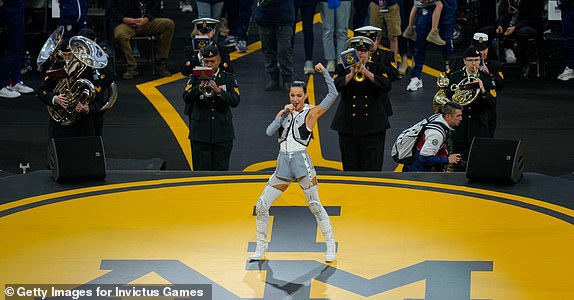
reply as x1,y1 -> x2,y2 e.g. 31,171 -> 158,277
433,67 -> 481,110
47,36 -> 108,126
450,71 -> 481,107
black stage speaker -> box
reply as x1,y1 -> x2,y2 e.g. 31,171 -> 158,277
47,136 -> 107,182
466,137 -> 526,184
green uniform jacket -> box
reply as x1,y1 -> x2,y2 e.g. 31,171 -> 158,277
183,69 -> 240,143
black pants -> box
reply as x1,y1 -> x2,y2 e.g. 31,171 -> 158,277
190,140 -> 233,171
338,131 -> 386,171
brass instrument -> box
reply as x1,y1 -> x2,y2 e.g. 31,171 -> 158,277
45,36 -> 108,126
353,63 -> 365,82
37,26 -> 65,70
432,66 -> 481,110
340,47 -> 365,82
192,66 -> 215,98
99,81 -> 118,112
450,69 -> 481,106
432,72 -> 450,112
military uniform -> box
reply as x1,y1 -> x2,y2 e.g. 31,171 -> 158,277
37,40 -> 106,140
330,38 -> 393,171
180,18 -> 233,76
448,33 -> 505,138
446,68 -> 496,166
180,41 -> 232,76
354,25 -> 400,81
183,49 -> 240,171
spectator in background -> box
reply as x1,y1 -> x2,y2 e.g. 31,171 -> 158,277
0,0 -> 34,99
181,0 -> 194,12
183,45 -> 240,171
255,0 -> 295,92
405,0 -> 456,91
224,0 -> 253,53
369,0 -> 401,67
353,0 -> 370,29
196,0 -> 225,33
108,0 -> 175,79
558,0 -> 574,81
295,0 -> 317,75
319,0 -> 352,73
478,0 -> 543,79
397,0 -> 414,78
59,0 -> 88,37
402,0 -> 446,46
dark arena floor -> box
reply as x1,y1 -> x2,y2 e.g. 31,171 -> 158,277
1,1 -> 574,299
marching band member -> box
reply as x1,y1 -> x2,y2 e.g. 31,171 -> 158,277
354,25 -> 399,81
183,45 -> 240,171
36,39 -> 105,139
448,32 -> 504,137
446,46 -> 496,171
330,36 -> 393,171
180,17 -> 233,77
249,63 -> 338,262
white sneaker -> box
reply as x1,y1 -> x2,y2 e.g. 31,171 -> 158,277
326,60 -> 336,73
11,81 -> 34,94
505,48 -> 517,64
406,77 -> 423,91
0,86 -> 21,99
249,241 -> 268,261
235,40 -> 248,53
304,60 -> 314,75
557,66 -> 574,81
325,241 -> 336,262
181,3 -> 193,12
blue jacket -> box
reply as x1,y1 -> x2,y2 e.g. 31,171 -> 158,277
255,0 -> 295,25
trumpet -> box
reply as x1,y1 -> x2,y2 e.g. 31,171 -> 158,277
192,66 -> 215,98
353,63 -> 365,82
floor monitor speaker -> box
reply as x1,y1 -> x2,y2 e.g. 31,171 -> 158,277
47,136 -> 106,182
466,137 -> 526,184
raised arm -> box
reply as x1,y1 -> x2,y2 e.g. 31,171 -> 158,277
306,63 -> 339,128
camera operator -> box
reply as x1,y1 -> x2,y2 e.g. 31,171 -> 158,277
183,45 -> 240,171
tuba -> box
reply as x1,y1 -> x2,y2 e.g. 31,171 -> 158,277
47,36 -> 108,126
37,26 -> 65,71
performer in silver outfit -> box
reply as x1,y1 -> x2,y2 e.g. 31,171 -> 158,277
250,63 -> 339,262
